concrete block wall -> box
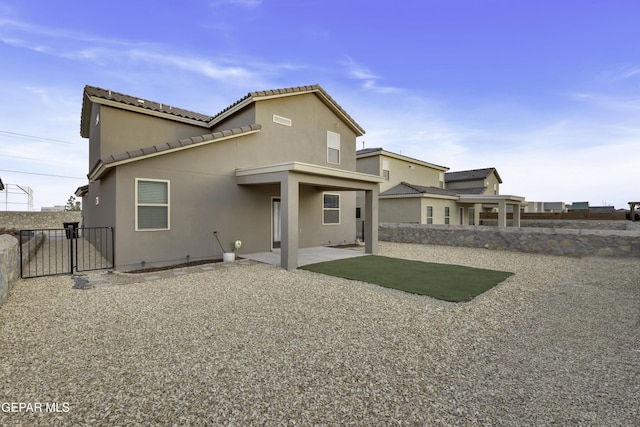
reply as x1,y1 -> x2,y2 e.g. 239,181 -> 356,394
380,223 -> 640,258
0,234 -> 19,307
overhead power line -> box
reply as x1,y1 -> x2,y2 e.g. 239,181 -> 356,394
0,153 -> 47,161
0,169 -> 85,180
0,130 -> 75,145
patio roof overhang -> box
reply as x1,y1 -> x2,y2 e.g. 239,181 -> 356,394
457,194 -> 526,205
236,162 -> 384,270
235,161 -> 385,188
379,193 -> 459,201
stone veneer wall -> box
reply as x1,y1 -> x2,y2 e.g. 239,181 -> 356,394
0,234 -> 19,307
379,223 -> 640,258
0,211 -> 82,231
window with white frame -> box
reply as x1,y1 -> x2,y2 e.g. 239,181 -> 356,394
327,131 -> 340,164
136,179 -> 169,230
444,206 -> 450,225
426,206 -> 433,224
323,193 -> 340,224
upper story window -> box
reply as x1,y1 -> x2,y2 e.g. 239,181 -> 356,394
136,178 -> 170,231
382,159 -> 390,180
327,131 -> 340,164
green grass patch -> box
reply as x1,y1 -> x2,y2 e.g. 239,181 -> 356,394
299,255 -> 513,302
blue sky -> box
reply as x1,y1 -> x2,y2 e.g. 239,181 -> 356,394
1,0 -> 638,210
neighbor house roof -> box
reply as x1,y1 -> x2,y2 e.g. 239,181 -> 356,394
445,167 -> 502,183
356,148 -> 449,171
380,182 -> 459,198
75,184 -> 88,197
88,124 -> 262,181
448,186 -> 487,195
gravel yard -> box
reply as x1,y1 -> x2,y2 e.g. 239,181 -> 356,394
1,242 -> 638,425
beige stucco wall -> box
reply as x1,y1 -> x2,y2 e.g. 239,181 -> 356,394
446,173 -> 500,195
380,198 -> 422,223
379,197 -> 461,225
89,105 -> 209,167
84,92 -> 361,270
212,105 -> 256,131
421,198 -> 460,225
109,153 -> 357,270
247,95 -> 358,171
356,155 -> 379,176
379,154 -> 444,192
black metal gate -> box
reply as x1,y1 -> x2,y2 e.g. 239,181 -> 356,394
19,227 -> 114,279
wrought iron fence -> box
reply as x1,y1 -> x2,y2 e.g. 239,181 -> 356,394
20,227 -> 114,278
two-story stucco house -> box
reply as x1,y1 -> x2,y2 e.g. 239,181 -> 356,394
356,148 -> 524,228
76,84 -> 383,271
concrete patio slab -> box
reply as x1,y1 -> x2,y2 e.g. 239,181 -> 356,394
243,246 -> 366,267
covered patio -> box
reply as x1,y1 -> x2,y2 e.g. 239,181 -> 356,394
459,194 -> 526,227
243,245 -> 367,267
236,161 -> 384,270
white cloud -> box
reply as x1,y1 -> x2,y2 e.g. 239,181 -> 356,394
209,0 -> 263,8
342,56 -> 401,94
600,64 -> 640,81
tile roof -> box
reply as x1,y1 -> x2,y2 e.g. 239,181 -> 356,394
380,182 -> 459,197
89,124 -> 262,179
356,148 -> 449,170
213,84 -> 365,135
356,147 -> 384,156
82,84 -> 365,136
83,85 -> 214,123
450,186 -> 487,195
445,168 -> 502,183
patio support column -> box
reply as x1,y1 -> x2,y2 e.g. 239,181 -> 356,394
497,200 -> 507,227
474,203 -> 481,226
364,187 -> 379,255
280,173 -> 299,270
512,203 -> 521,227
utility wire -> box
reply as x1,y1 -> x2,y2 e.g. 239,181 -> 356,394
0,169 -> 85,180
0,130 -> 75,145
0,153 -> 47,161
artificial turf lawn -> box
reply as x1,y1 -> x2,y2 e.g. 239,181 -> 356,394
299,255 -> 514,302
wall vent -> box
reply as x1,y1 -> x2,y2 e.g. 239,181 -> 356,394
273,114 -> 292,127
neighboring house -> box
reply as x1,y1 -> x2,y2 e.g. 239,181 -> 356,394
445,168 -> 502,196
569,202 -> 590,212
356,148 -> 524,228
525,201 -> 567,213
76,84 -> 383,271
